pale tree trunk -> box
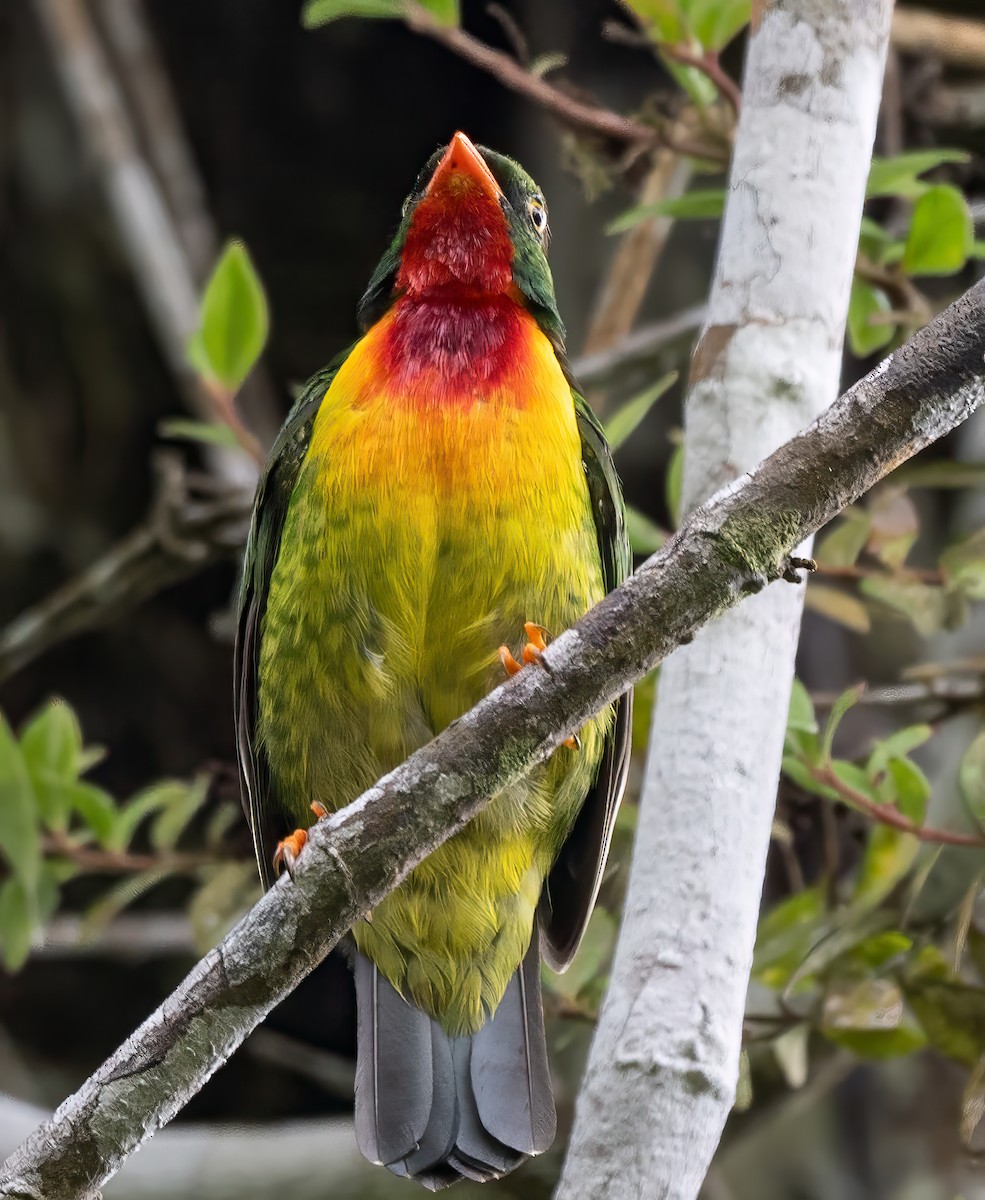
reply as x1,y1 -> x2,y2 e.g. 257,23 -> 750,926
557,3 -> 893,1198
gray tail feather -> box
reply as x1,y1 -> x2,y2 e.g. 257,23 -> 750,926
353,933 -> 556,1190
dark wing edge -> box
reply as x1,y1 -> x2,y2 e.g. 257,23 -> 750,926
539,389 -> 633,972
233,356 -> 348,891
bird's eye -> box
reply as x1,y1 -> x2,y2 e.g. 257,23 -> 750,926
527,195 -> 548,238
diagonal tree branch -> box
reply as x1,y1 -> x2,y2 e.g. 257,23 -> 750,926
2,278 -> 985,1200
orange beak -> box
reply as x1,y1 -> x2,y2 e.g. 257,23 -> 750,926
426,131 -> 503,204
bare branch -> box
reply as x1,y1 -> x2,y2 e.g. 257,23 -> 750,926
401,2 -> 724,161
2,276 -> 985,1200
809,762 -> 985,848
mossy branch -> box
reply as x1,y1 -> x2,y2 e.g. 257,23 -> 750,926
2,278 -> 985,1200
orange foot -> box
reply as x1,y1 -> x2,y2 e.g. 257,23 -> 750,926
273,801 -> 328,880
498,623 -> 579,750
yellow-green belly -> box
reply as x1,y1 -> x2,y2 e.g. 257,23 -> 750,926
258,312 -> 609,1034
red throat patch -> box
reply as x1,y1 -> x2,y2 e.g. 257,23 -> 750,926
397,176 -> 513,297
382,172 -> 524,401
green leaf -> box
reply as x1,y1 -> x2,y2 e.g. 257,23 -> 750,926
19,699 -> 82,782
150,776 -> 209,851
625,506 -> 668,555
421,0 -> 460,25
36,860 -> 66,926
604,373 -> 677,450
866,150 -> 969,199
821,685 -> 863,762
814,508 -> 872,569
108,781 -> 190,853
847,931 -> 912,970
831,759 -> 881,808
782,754 -> 832,800
660,54 -> 718,109
683,0 -> 749,50
855,825 -> 919,906
785,908 -> 893,994
158,418 -> 242,450
0,878 -> 33,972
608,189 -> 725,234
787,679 -> 818,737
0,715 -> 41,893
867,724 -> 932,780
847,278 -> 894,358
665,440 -> 684,528
804,584 -> 871,633
906,979 -> 985,1066
19,700 -> 86,833
879,757 -> 930,823
70,784 -> 118,847
941,528 -> 985,600
191,241 -> 269,392
619,0 -> 687,45
822,980 -> 926,1059
902,185 -> 974,277
302,0 -> 403,26
859,576 -> 964,636
959,730 -> 985,834
752,887 -> 828,987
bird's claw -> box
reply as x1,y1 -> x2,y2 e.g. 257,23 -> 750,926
273,802 -> 329,880
498,622 -> 550,676
498,622 -> 579,751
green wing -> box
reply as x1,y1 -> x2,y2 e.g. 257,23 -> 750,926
539,389 -> 633,971
234,354 -> 349,890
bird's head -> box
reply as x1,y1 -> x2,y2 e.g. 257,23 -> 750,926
358,132 -> 564,344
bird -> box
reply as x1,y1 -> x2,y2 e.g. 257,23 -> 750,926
235,131 -> 631,1190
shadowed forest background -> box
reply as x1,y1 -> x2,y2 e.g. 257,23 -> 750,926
3,2 -> 985,1197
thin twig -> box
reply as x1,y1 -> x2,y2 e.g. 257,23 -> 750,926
572,303 -> 706,384
813,561 -> 943,583
812,677 -> 985,710
812,762 -> 985,849
402,2 -> 723,161
39,833 -> 218,876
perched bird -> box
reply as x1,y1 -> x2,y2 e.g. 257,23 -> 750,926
235,132 -> 631,1189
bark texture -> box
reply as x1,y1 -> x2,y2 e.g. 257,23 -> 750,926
2,272 -> 984,1200
558,3 -> 894,1197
